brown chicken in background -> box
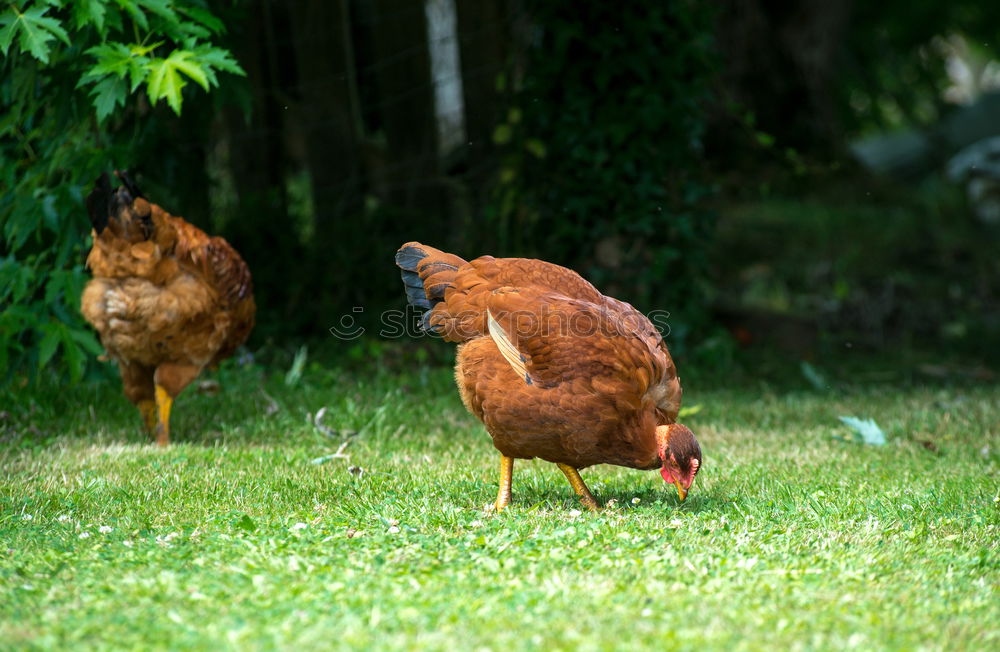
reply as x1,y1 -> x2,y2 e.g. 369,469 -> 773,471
396,241 -> 701,510
81,171 -> 255,445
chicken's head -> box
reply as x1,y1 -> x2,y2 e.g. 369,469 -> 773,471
655,424 -> 701,501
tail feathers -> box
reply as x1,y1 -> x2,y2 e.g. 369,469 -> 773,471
85,170 -> 154,241
114,169 -> 143,200
395,242 -> 466,329
86,172 -> 113,234
401,268 -> 432,309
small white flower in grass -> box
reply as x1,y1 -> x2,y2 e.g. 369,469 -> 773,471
387,526 -> 401,534
57,514 -> 71,522
123,540 -> 133,548
99,525 -> 112,534
468,520 -> 483,528
631,497 -> 641,504
670,519 -> 684,528
568,509 -> 582,518
290,522 -> 308,531
156,532 -> 179,546
21,514 -> 32,521
79,532 -> 91,539
901,504 -> 914,511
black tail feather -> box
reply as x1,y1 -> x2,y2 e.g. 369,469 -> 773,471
395,243 -> 460,333
395,244 -> 428,271
114,169 -> 143,200
402,270 -> 433,309
396,244 -> 434,310
85,172 -> 113,234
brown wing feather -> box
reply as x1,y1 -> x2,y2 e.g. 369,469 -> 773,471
484,288 -> 667,406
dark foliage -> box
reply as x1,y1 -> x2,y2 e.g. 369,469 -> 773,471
491,1 -> 718,342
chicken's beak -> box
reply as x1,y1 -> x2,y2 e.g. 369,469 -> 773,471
674,480 -> 688,502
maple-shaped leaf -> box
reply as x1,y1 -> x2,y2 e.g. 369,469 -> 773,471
145,49 -> 208,114
0,4 -> 70,64
88,75 -> 127,121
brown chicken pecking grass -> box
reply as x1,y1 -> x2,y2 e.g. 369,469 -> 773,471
395,241 -> 701,511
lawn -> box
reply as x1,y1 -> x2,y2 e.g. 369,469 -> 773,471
1,356 -> 998,650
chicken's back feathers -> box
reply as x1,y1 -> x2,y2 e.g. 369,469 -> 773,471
395,242 -> 610,343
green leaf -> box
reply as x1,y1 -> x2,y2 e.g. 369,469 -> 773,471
129,40 -> 162,57
0,12 -> 18,56
167,49 -> 209,91
192,44 -> 244,76
37,323 -> 62,368
126,53 -> 148,91
60,326 -> 85,382
89,75 -> 127,121
145,54 -> 187,114
68,328 -> 104,356
178,21 -> 210,40
80,41 -> 152,102
72,0 -> 107,34
3,4 -> 70,63
136,0 -> 179,25
84,42 -> 134,78
178,5 -> 224,34
115,0 -> 149,31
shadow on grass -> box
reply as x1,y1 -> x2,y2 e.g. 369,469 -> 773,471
504,484 -> 725,515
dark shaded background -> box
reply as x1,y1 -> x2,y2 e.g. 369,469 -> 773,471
11,0 -> 1000,382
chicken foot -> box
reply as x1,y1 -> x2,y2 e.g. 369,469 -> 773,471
557,464 -> 599,511
137,400 -> 158,435
149,363 -> 200,446
153,385 -> 173,446
495,455 -> 514,511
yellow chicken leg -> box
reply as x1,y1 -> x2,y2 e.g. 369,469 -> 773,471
495,455 -> 514,511
137,399 -> 157,435
153,385 -> 173,446
557,464 -> 599,511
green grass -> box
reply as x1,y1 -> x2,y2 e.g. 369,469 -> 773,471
1,358 -> 998,650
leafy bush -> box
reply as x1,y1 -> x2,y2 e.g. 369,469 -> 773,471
0,0 -> 243,383
490,1 -> 717,342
